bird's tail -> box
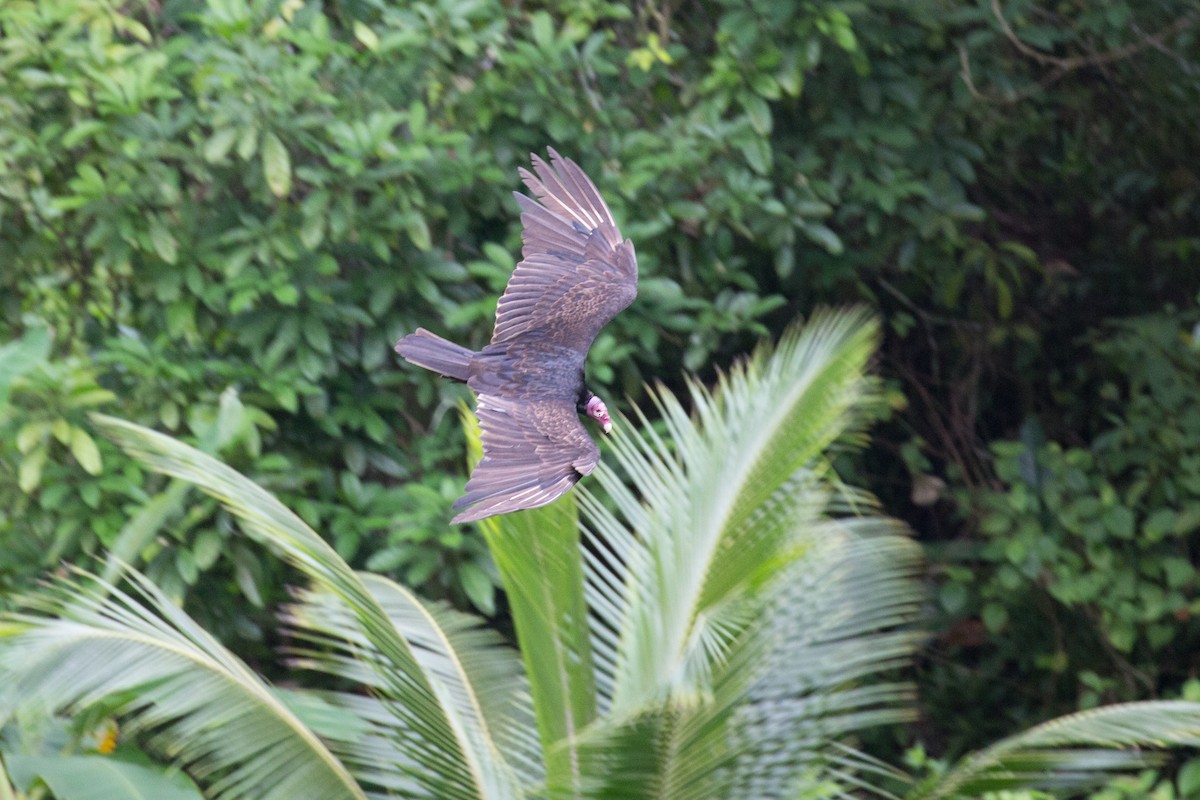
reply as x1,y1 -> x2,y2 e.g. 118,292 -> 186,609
394,328 -> 474,382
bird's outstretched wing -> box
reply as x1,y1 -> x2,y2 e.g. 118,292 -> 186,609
451,393 -> 599,524
490,148 -> 638,352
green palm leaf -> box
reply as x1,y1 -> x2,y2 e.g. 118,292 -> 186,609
589,309 -> 889,711
456,397 -> 599,798
564,309 -> 923,798
4,755 -> 204,800
478,500 -> 598,799
0,753 -> 19,800
0,569 -> 364,800
5,308 -> 1195,800
89,414 -> 523,800
285,573 -> 541,793
909,701 -> 1200,799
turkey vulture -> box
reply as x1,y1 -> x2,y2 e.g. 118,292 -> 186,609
395,149 -> 638,523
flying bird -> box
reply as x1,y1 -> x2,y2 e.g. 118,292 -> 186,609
395,149 -> 638,523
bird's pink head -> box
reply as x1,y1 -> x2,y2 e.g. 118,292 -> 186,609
585,395 -> 613,434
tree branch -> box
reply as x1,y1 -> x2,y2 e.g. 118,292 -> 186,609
991,0 -> 1199,71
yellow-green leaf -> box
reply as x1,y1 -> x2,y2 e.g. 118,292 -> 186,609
300,219 -> 324,250
262,132 -> 291,198
19,446 -> 48,493
406,215 -> 431,251
52,417 -> 72,445
70,427 -> 103,475
626,48 -> 654,72
150,216 -> 179,264
160,401 -> 181,430
646,32 -> 673,65
353,21 -> 379,51
16,422 -> 49,455
204,128 -> 238,163
69,388 -> 118,408
119,17 -> 153,43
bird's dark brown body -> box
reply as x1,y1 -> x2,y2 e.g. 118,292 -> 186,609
395,149 -> 638,523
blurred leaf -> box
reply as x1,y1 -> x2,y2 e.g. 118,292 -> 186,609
204,127 -> 238,163
18,445 -> 49,493
406,215 -> 431,251
0,325 -> 50,406
149,217 -> 179,264
262,132 -> 291,198
457,561 -> 495,615
352,21 -> 379,51
5,755 -> 204,800
69,427 -> 103,475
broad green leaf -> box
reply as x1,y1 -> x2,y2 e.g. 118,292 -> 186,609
62,120 -> 107,148
262,132 -> 291,198
149,216 -> 178,264
70,427 -> 103,475
1180,756 -> 1200,796
802,222 -> 844,255
482,501 -> 595,794
16,421 -> 50,454
18,445 -> 48,493
204,128 -> 238,163
0,325 -> 50,406
406,214 -> 431,251
352,21 -> 379,51
103,482 -> 191,582
461,403 -> 597,793
52,417 -> 72,445
69,388 -> 118,408
457,561 -> 495,615
530,10 -> 554,49
741,93 -> 772,135
273,284 -> 300,305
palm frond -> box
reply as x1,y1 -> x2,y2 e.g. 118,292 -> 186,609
285,574 -> 542,792
719,518 -> 922,797
0,569 -> 365,800
565,310 -> 922,799
480,501 -> 601,798
4,754 -> 205,800
586,309 -> 885,712
91,414 -> 523,800
910,701 -> 1200,799
453,400 -> 599,797
0,753 -> 16,800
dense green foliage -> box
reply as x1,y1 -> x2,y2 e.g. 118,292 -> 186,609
933,308 -> 1200,745
1,0 -> 1198,772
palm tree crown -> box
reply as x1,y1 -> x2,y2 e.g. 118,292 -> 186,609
2,310 -> 1198,800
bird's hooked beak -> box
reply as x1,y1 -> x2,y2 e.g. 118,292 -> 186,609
586,395 -> 613,434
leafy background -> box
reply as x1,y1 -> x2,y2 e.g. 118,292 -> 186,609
1,0 -> 1198,780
